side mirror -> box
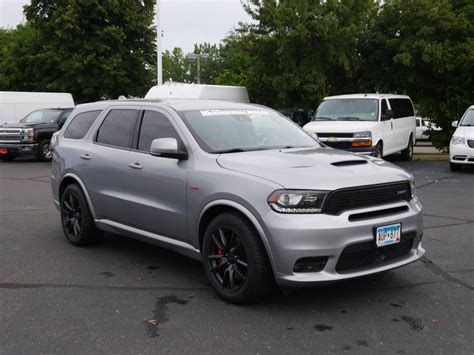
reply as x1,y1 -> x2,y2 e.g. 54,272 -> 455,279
150,138 -> 187,160
382,109 -> 394,121
451,120 -> 459,128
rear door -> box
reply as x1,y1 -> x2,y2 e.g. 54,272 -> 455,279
389,98 -> 415,150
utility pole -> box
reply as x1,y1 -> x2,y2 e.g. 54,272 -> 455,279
156,0 -> 163,85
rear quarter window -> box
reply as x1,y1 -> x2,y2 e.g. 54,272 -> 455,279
63,110 -> 102,139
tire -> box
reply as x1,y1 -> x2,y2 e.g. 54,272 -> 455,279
450,162 -> 462,172
401,136 -> 414,161
202,212 -> 275,304
0,156 -> 15,161
37,139 -> 53,162
60,184 -> 103,246
374,143 -> 383,159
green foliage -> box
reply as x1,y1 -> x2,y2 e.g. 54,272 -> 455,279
20,0 -> 156,102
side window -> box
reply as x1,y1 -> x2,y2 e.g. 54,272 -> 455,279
63,110 -> 101,139
381,99 -> 388,118
96,109 -> 138,149
389,99 -> 414,119
138,111 -> 181,152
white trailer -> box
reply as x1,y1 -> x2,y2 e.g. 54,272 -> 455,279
145,82 -> 250,103
0,92 -> 75,123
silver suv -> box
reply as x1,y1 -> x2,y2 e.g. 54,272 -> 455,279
51,99 -> 424,304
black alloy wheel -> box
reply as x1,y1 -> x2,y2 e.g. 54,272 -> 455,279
207,226 -> 248,292
60,184 -> 102,245
202,213 -> 274,304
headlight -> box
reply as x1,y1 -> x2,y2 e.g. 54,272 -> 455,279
450,136 -> 465,145
410,179 -> 416,199
353,131 -> 371,138
20,128 -> 35,142
267,190 -> 328,213
50,132 -> 59,150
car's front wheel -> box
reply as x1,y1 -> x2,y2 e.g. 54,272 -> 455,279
60,184 -> 103,246
202,212 -> 274,304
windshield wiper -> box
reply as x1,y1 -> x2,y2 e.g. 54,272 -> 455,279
313,116 -> 334,121
337,116 -> 361,121
214,148 -> 247,154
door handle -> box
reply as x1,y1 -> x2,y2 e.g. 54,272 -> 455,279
129,162 -> 143,170
80,153 -> 91,160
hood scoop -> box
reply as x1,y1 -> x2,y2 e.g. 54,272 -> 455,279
331,160 -> 368,167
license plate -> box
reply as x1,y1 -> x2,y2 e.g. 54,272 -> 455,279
375,223 -> 401,247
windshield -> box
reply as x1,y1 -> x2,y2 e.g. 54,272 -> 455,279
179,109 -> 320,153
460,109 -> 474,126
313,99 -> 379,122
20,110 -> 62,124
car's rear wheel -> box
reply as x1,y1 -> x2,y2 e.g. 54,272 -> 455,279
60,184 -> 103,246
202,212 -> 274,304
450,162 -> 462,172
37,139 -> 53,162
401,136 -> 414,161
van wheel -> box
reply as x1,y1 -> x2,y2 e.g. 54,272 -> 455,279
401,137 -> 413,161
374,143 -> 383,159
60,184 -> 103,246
202,212 -> 274,304
37,139 -> 53,162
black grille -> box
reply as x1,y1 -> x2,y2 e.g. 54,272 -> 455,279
323,181 -> 411,215
324,141 -> 353,150
336,232 -> 416,272
318,132 -> 354,138
467,140 -> 474,148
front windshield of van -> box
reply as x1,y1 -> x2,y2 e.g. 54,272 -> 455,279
179,109 -> 320,153
460,109 -> 474,126
313,99 -> 379,122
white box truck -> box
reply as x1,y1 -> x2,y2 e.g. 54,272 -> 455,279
0,91 -> 75,123
145,82 -> 250,103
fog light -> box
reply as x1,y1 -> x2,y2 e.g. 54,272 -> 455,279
293,256 -> 328,273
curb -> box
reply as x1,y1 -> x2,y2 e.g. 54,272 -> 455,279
413,154 -> 449,161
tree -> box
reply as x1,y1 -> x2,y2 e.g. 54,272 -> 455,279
358,0 -> 474,149
23,0 -> 156,102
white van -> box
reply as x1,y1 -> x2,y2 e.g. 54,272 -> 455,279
449,105 -> 474,171
303,94 -> 416,160
0,92 -> 75,123
145,82 -> 250,103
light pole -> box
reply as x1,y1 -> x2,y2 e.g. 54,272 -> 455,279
156,0 -> 163,86
187,52 -> 209,84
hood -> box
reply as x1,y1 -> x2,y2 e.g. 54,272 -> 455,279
303,120 -> 378,133
0,121 -> 54,129
453,126 -> 474,140
217,148 -> 411,190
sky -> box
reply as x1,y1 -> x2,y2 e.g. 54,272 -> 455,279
0,0 -> 252,52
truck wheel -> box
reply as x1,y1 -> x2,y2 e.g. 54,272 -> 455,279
37,139 -> 53,162
202,212 -> 275,304
60,184 -> 103,246
401,136 -> 413,161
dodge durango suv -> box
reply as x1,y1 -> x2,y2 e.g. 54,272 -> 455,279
51,99 -> 424,304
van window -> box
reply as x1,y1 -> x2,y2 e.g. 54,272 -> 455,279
137,111 -> 181,152
64,110 -> 101,139
381,99 -> 388,117
96,110 -> 138,148
388,99 -> 414,119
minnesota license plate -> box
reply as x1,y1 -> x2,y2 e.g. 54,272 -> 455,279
375,223 -> 401,247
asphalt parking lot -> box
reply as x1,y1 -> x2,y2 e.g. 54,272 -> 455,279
0,158 -> 473,354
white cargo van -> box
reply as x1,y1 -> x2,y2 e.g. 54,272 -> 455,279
145,82 -> 249,103
303,94 -> 416,160
0,92 -> 75,123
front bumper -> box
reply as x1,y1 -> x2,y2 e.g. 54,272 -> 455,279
261,198 -> 424,287
321,142 -> 378,156
0,143 -> 38,157
449,143 -> 474,164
